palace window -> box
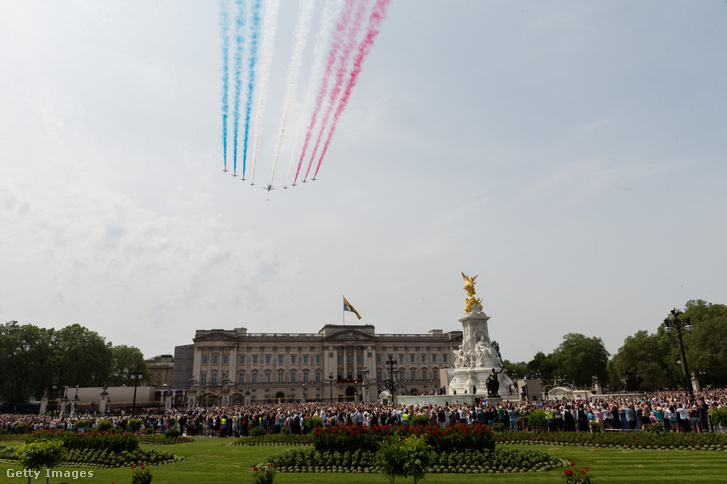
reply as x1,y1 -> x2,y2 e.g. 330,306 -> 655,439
201,374 -> 207,384
253,355 -> 258,365
410,355 -> 415,363
443,355 -> 448,363
315,372 -> 321,382
211,373 -> 218,384
411,371 -> 416,380
291,355 -> 297,364
303,355 -> 309,364
291,372 -> 296,383
213,356 -> 218,365
240,355 -> 245,365
377,371 -> 382,381
279,355 -> 284,364
223,356 -> 228,365
432,355 -> 437,363
316,355 -> 321,364
265,355 -> 271,365
278,373 -> 283,383
265,373 -> 270,383
238,373 -> 244,384
303,372 -> 309,382
202,356 -> 208,365
252,373 -> 258,383
421,355 -> 426,363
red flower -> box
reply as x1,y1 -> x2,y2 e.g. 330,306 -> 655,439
141,466 -> 145,470
581,470 -> 586,474
570,462 -> 575,466
565,470 -> 574,476
253,467 -> 258,471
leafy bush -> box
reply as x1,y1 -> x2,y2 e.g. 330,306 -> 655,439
127,419 -> 143,434
13,423 -> 30,434
145,427 -> 155,435
493,423 -> 506,433
305,416 -> 324,429
251,426 -> 267,438
377,434 -> 432,484
75,419 -> 90,430
712,408 -> 727,428
650,422 -> 664,433
252,463 -> 276,484
164,428 -> 180,439
97,420 -> 114,432
27,430 -> 139,453
131,462 -> 153,484
526,409 -> 547,431
589,421 -> 602,433
408,415 -> 431,427
14,439 -> 67,475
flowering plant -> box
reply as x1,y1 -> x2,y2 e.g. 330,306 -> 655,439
131,462 -> 153,484
563,463 -> 592,483
252,463 -> 276,484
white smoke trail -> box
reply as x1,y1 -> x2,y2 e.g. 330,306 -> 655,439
284,0 -> 341,187
248,0 -> 280,185
268,0 -> 315,186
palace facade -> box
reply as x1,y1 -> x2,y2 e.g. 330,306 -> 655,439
171,324 -> 462,406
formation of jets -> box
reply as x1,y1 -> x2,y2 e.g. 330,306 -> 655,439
221,169 -> 318,192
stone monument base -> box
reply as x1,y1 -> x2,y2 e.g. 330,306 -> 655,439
446,367 -> 514,398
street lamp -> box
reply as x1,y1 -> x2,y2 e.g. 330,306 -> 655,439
328,373 -> 334,403
664,308 -> 694,402
302,383 -> 307,403
384,355 -> 400,405
131,366 -> 143,416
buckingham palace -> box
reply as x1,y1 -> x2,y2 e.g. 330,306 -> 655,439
171,324 -> 462,406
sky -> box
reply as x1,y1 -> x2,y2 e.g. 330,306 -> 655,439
1,0 -> 725,365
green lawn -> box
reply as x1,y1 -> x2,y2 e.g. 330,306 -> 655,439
2,439 -> 726,483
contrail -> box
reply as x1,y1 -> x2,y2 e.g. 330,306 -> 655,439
293,0 -> 355,186
219,0 -> 232,172
248,0 -> 280,185
304,0 -> 369,182
314,0 -> 391,178
241,0 -> 262,179
284,0 -> 341,187
269,0 -> 314,187
230,0 -> 246,175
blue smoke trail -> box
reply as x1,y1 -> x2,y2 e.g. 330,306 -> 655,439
241,0 -> 261,179
219,0 -> 231,172
231,0 -> 246,175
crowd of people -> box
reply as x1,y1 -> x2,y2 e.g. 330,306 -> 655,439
1,389 -> 725,438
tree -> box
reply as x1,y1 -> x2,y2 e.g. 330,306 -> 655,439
527,351 -> 556,383
502,360 -> 527,380
551,333 -> 609,387
0,322 -> 54,404
679,300 -> 727,388
109,345 -> 151,386
14,440 -> 67,484
609,330 -> 673,391
53,324 -> 113,388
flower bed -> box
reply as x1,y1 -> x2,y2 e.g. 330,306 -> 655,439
27,430 -> 139,452
494,430 -> 727,450
312,423 -> 495,453
138,435 -> 195,445
0,443 -> 181,468
264,446 -> 567,474
233,434 -> 311,446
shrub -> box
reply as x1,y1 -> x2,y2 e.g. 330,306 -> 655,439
493,423 -> 506,432
526,409 -> 547,431
131,462 -> 153,484
305,416 -> 324,429
145,427 -> 155,435
377,434 -> 432,484
252,463 -> 276,484
127,419 -> 143,434
712,408 -> 727,428
13,423 -> 30,434
589,421 -> 602,433
14,439 -> 67,481
97,420 -> 114,432
408,415 -> 431,427
650,422 -> 664,433
75,419 -> 90,430
251,426 -> 267,438
164,428 -> 180,439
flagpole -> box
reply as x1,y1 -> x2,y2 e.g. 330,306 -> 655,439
342,295 -> 345,325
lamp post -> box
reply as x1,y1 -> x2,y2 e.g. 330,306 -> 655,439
302,383 -> 307,403
131,366 -> 143,416
663,308 -> 694,402
384,355 -> 400,405
328,373 -> 334,403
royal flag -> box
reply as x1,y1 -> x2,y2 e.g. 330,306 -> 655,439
343,297 -> 362,320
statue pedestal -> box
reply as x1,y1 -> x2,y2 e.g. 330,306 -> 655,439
448,305 -> 514,397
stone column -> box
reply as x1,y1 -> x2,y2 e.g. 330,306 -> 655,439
342,346 -> 348,379
99,386 -> 109,415
39,389 -> 49,415
691,373 -> 700,393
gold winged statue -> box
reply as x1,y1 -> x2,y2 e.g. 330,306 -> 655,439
461,272 -> 483,313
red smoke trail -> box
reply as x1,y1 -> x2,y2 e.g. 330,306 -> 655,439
314,0 -> 390,180
293,0 -> 355,185
303,0 -> 369,182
